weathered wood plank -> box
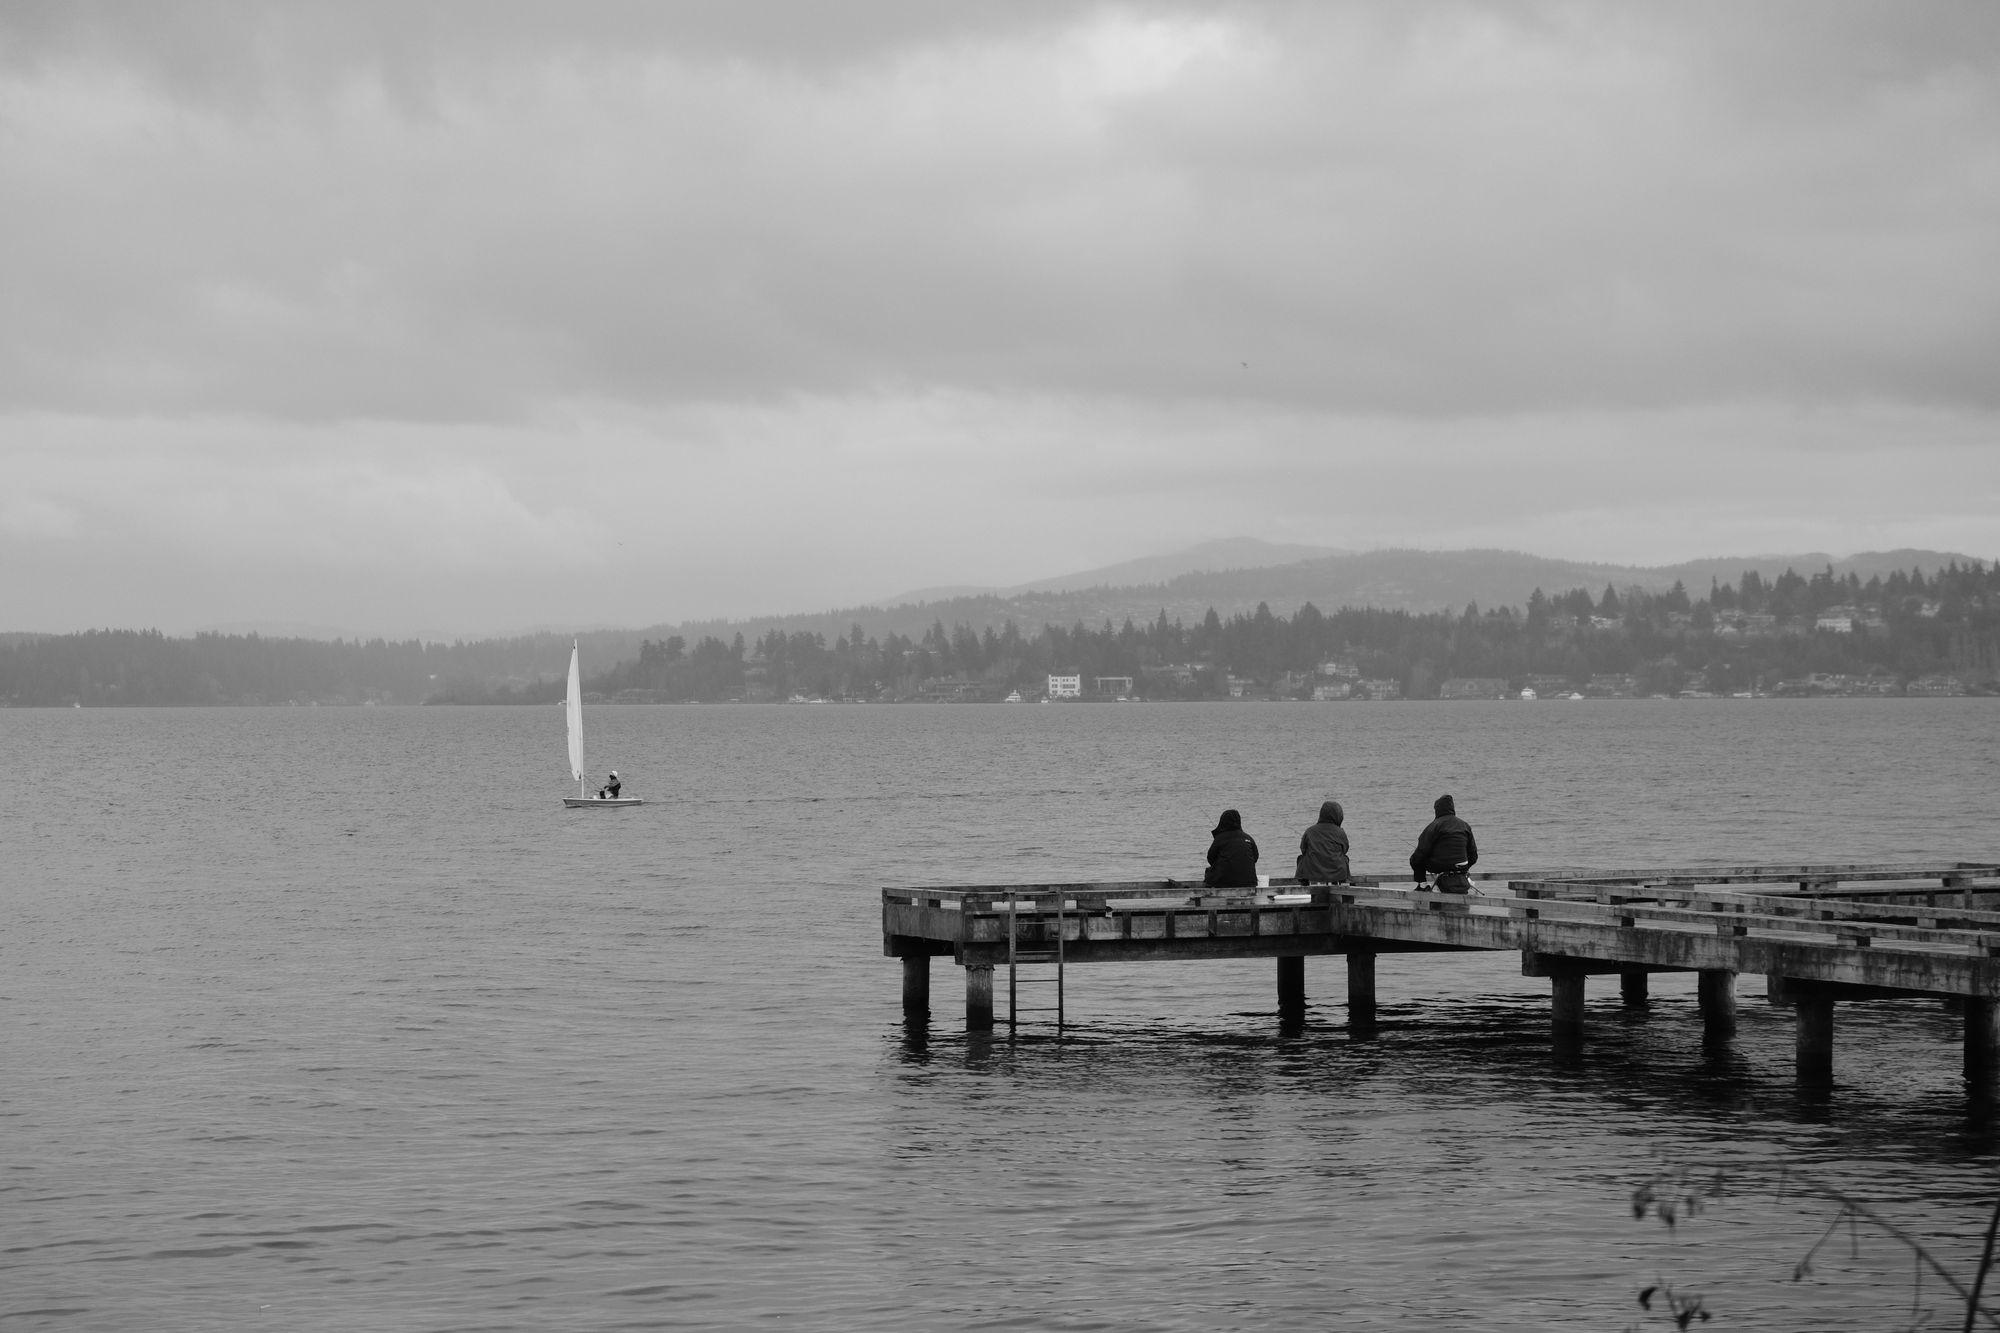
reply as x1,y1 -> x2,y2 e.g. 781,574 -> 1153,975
1498,895 -> 2000,952
1508,861 -> 2000,887
959,936 -> 1470,965
1585,887 -> 2000,932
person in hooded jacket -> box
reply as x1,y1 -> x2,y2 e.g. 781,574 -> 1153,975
1410,794 -> 1477,892
1204,809 -> 1259,888
1296,800 -> 1351,885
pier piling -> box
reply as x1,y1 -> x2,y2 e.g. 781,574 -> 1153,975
1697,969 -> 1737,1037
1967,997 -> 2000,1080
1276,955 -> 1305,1010
1620,967 -> 1649,1006
1551,971 -> 1586,1037
966,964 -> 994,1031
902,955 -> 929,1015
1347,951 -> 1377,1026
1796,988 -> 1835,1084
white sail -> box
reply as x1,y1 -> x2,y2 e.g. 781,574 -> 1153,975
566,642 -> 584,786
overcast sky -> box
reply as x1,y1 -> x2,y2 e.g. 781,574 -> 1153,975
3,1 -> 1997,637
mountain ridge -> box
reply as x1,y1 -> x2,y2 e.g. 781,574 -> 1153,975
883,537 -> 1346,604
9,546 -> 1984,678
640,546 -> 1985,658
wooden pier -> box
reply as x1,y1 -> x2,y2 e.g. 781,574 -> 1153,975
882,862 -> 2000,1084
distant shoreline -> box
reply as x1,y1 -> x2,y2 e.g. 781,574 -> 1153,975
8,557 -> 1994,706
11,694 -> 1992,709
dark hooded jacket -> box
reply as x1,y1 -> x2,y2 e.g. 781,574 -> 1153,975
1297,801 -> 1351,884
1409,795 -> 1477,878
1204,809 -> 1259,888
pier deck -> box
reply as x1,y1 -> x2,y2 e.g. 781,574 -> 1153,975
883,862 -> 2000,1082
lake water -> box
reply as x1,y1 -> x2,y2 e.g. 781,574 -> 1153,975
4,699 -> 1999,1330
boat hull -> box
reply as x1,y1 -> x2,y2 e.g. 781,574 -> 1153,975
563,797 -> 646,808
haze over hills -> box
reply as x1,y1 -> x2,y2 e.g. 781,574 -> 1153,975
254,543 -> 2000,669
484,541 -> 1997,694
6,544 -> 1984,686
885,538 -> 1347,604
647,544 -> 1984,658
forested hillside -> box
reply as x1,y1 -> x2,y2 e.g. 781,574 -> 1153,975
569,561 -> 2000,703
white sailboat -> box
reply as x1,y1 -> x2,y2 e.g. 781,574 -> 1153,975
562,641 -> 644,808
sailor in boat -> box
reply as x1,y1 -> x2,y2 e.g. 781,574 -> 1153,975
598,770 -> 622,800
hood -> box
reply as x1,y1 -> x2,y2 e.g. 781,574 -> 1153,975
1212,808 -> 1243,836
1434,794 -> 1455,817
1319,800 -> 1344,825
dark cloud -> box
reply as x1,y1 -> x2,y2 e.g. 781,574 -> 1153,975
2,1 -> 1996,422
0,0 -> 1091,102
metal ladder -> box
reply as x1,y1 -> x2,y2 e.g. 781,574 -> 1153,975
1006,894 -> 1066,1035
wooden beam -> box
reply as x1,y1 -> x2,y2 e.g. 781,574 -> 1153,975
1524,952 -> 1663,977
883,932 -> 954,958
1508,861 -> 2000,891
1501,893 -> 2000,951
958,936 -> 1470,966
1535,885 -> 2000,934
1768,977 -> 1945,1002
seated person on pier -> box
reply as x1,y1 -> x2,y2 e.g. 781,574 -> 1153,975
1296,800 -> 1351,885
598,770 -> 622,800
1410,794 -> 1477,892
1204,808 -> 1259,889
